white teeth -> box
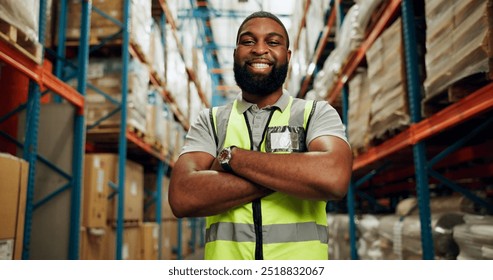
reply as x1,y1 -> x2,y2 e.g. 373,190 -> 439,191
251,63 -> 269,69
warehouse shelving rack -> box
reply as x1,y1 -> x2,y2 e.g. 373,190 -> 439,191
78,0 -> 165,260
293,0 -> 493,260
78,0 -> 211,259
0,0 -> 86,259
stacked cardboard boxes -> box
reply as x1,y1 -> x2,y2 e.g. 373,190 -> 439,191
0,153 -> 28,260
81,153 -> 148,259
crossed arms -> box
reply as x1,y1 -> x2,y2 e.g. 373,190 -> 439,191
169,135 -> 353,218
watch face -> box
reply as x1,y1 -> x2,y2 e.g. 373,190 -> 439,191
219,148 -> 231,163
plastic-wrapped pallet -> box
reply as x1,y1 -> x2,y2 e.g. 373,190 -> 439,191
83,58 -> 149,133
327,214 -> 350,260
0,0 -> 39,42
130,0 -> 152,58
347,68 -> 371,155
357,214 -> 383,260
309,47 -> 342,101
149,21 -> 165,80
366,17 -> 410,142
424,0 -> 493,100
378,213 -> 464,260
453,214 -> 493,260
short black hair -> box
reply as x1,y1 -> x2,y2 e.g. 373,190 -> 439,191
235,11 -> 290,49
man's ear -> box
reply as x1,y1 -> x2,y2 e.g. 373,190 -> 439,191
287,49 -> 292,62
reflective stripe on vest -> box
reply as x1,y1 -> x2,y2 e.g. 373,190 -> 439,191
205,96 -> 328,260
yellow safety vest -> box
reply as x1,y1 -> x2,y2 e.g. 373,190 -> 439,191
205,96 -> 328,260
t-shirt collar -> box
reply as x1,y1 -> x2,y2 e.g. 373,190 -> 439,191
235,89 -> 291,113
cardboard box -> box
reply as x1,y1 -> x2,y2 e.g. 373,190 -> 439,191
106,226 -> 141,260
0,153 -> 28,260
143,173 -> 174,221
82,154 -> 111,228
140,222 -> 159,260
101,155 -> 144,222
80,227 -> 108,260
161,219 -> 178,260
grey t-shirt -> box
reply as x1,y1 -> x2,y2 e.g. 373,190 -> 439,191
180,92 -> 349,157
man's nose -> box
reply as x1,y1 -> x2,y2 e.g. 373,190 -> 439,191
252,42 -> 269,55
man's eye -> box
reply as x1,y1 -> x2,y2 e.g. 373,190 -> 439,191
268,41 -> 280,46
241,40 -> 255,45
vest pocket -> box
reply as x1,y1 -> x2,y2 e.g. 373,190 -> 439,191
265,126 -> 306,153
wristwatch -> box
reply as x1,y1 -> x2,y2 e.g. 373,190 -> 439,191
218,146 -> 236,173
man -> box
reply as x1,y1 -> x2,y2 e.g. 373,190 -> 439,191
169,11 -> 352,260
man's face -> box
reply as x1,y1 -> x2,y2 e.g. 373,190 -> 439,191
233,17 -> 291,96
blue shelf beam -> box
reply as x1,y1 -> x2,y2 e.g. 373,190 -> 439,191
115,0 -> 131,260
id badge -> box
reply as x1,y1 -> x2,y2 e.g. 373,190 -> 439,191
265,126 -> 306,153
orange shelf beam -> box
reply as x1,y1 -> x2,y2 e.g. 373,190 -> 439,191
0,39 -> 84,113
354,82 -> 493,171
126,129 -> 166,162
293,0 -> 311,52
327,0 -> 402,103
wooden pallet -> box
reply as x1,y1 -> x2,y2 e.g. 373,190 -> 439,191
0,18 -> 43,64
107,219 -> 141,228
87,123 -> 145,142
64,36 -> 123,47
422,72 -> 490,117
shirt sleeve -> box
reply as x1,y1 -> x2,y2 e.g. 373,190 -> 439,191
306,101 -> 350,147
179,108 -> 218,157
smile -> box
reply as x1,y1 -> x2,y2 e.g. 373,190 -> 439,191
250,63 -> 270,69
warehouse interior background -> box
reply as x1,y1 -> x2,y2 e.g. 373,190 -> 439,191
0,0 -> 492,260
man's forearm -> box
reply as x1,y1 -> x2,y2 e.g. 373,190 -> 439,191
169,169 -> 271,218
228,139 -> 352,200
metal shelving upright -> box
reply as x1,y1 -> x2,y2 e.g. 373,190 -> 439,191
0,0 -> 87,259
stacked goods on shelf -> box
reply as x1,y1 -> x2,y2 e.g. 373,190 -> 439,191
366,18 -> 410,142
149,21 -> 165,80
327,214 -> 350,260
106,225 -> 141,259
143,173 -> 196,259
65,0 -> 152,57
164,21 -> 209,123
80,153 -> 148,259
347,68 -> 371,155
169,122 -> 186,163
129,0 -> 152,59
356,214 -> 383,260
378,213 -> 465,260
423,0 -> 493,115
165,24 -> 189,118
378,195 -> 466,260
84,58 -> 149,134
140,222 -> 159,260
106,157 -> 144,223
0,0 -> 43,63
146,90 -> 171,154
286,0 -> 329,95
0,153 -> 28,260
65,0 -> 123,42
82,154 -> 110,229
453,214 -> 493,260
308,0 -> 383,101
328,195 -> 489,260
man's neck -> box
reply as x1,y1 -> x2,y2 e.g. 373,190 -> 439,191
241,89 -> 283,109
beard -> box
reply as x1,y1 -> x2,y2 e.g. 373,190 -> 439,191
233,60 -> 289,96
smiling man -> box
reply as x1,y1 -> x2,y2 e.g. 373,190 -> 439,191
169,11 -> 353,260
